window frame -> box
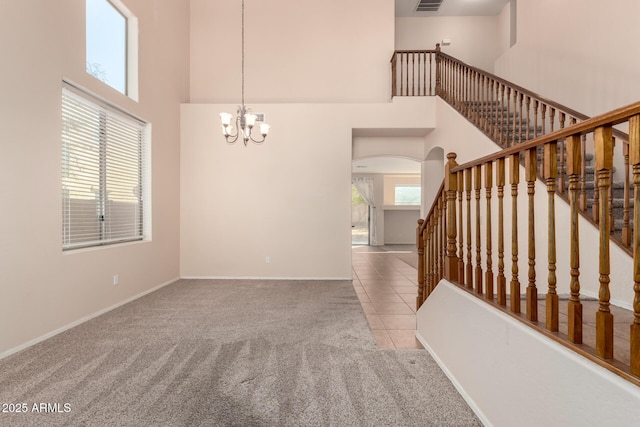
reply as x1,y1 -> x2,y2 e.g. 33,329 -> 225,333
85,0 -> 139,100
394,183 -> 421,206
61,81 -> 150,251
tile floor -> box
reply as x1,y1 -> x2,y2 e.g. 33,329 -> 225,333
352,244 -> 634,367
351,245 -> 423,350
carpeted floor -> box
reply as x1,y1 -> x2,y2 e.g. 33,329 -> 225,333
0,279 -> 481,426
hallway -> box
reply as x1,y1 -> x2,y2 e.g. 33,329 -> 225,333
351,245 -> 423,349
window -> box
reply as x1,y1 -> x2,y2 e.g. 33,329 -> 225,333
395,184 -> 421,206
86,0 -> 138,99
62,83 -> 149,250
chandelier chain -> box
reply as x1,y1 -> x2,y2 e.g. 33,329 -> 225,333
241,0 -> 245,108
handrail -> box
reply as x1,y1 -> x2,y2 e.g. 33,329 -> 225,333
437,50 -> 590,122
452,101 -> 640,173
417,104 -> 640,383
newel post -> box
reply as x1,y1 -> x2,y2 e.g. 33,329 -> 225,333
435,43 -> 442,97
445,153 -> 459,282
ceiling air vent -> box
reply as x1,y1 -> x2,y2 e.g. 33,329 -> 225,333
416,0 -> 444,12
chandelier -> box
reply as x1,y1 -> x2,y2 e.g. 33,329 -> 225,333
220,0 -> 270,145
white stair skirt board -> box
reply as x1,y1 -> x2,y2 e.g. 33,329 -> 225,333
416,280 -> 640,427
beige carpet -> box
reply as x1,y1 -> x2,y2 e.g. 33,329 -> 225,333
0,279 -> 480,426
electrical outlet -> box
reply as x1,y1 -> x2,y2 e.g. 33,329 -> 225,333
113,274 -> 119,285
265,256 -> 270,264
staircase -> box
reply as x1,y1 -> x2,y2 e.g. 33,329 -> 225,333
467,100 -> 632,237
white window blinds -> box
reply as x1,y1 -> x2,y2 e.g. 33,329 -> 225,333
62,85 -> 148,250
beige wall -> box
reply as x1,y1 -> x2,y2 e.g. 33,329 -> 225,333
395,15 -> 505,72
495,0 -> 640,116
0,0 -> 189,356
190,0 -> 395,103
180,98 -> 435,278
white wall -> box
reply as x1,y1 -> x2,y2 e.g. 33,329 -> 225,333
0,0 -> 189,356
495,0 -> 640,117
384,209 -> 420,244
180,98 -> 436,278
395,15 -> 505,72
417,281 -> 640,427
190,0 -> 395,103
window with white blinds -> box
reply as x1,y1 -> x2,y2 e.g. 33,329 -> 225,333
61,84 -> 148,250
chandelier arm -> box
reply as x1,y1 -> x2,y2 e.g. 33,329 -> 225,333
249,134 -> 266,144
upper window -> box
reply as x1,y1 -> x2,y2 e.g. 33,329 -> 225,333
62,83 -> 149,250
86,0 -> 138,99
395,184 -> 421,206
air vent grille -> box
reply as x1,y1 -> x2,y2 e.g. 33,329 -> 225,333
416,0 -> 444,12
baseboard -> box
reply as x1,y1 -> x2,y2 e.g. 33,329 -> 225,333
581,289 -> 632,311
179,276 -> 353,281
416,331 -> 493,427
0,277 -> 180,361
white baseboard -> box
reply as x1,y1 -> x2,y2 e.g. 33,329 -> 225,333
415,331 -> 493,427
0,277 -> 180,361
179,276 -> 353,281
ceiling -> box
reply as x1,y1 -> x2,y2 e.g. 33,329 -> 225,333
395,0 -> 510,17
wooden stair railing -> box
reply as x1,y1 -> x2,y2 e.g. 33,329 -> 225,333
416,100 -> 640,384
394,46 -> 634,253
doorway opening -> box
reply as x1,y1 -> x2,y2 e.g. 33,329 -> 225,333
352,183 -> 370,245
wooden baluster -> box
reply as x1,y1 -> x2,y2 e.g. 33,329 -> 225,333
436,43 -> 442,95
541,104 -> 547,136
429,52 -> 433,96
445,153 -> 459,282
405,53 -> 409,96
525,96 -> 531,141
510,153 -> 521,313
458,171 -> 465,281
487,79 -> 496,139
416,219 -> 425,309
410,52 -> 414,96
610,138 -> 616,234
525,148 -> 538,321
518,93 -> 524,144
434,198 -> 440,286
465,168 -> 473,289
533,100 -> 539,139
483,77 -> 489,134
475,72 -> 481,125
592,136 -> 600,222
499,84 -> 506,147
475,165 -> 483,294
595,125 -> 614,359
549,107 -> 556,133
558,113 -> 567,194
580,134 -> 588,212
420,51 -> 424,97
454,62 -> 459,108
629,114 -> 640,376
510,90 -> 517,147
506,87 -> 512,147
497,158 -> 507,306
545,141 -> 559,332
485,161 -> 494,300
623,142 -> 631,246
566,134 -> 583,344
495,80 -> 501,141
